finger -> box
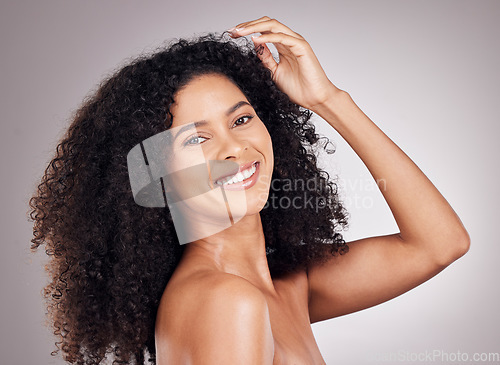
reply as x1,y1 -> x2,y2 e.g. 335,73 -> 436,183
232,16 -> 272,30
230,17 -> 303,40
232,18 -> 303,40
254,42 -> 278,74
228,17 -> 270,38
251,33 -> 309,58
228,16 -> 272,39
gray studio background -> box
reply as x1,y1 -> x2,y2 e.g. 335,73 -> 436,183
1,0 -> 498,364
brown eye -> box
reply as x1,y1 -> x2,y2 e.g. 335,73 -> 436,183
233,115 -> 253,127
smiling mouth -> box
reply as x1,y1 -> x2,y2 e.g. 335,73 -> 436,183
214,161 -> 259,187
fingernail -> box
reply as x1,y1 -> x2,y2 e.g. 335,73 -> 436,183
228,27 -> 244,34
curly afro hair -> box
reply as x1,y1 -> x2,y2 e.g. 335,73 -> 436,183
29,33 -> 349,364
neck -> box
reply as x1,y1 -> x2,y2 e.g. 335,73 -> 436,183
178,213 -> 276,293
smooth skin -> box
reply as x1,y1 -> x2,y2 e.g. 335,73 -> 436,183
155,17 -> 470,364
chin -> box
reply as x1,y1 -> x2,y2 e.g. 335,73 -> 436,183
215,191 -> 266,226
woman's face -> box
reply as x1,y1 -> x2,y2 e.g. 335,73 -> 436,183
163,73 -> 274,240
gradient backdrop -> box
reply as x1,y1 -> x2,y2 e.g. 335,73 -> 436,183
1,0 -> 498,364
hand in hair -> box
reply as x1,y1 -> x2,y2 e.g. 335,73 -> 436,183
229,16 -> 342,111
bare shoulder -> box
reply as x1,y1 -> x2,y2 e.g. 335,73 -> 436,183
155,270 -> 274,364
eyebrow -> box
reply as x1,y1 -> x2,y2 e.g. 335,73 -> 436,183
173,121 -> 208,141
173,101 -> 252,141
226,101 -> 251,116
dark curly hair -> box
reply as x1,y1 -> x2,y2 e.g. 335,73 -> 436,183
29,33 -> 349,364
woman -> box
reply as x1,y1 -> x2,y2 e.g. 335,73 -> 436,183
29,17 -> 469,364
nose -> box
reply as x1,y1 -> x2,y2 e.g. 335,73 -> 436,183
217,132 -> 249,161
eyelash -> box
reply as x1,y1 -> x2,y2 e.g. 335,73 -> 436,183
183,115 -> 254,146
233,115 -> 253,127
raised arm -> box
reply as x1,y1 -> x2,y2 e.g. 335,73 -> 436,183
229,17 -> 470,322
306,88 -> 470,321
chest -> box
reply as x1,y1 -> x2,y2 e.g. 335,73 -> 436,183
268,271 -> 326,365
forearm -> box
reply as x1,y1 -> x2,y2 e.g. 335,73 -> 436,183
313,87 -> 470,263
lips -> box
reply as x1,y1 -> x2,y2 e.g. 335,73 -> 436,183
213,160 -> 260,189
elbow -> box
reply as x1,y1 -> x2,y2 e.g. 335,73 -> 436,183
436,228 -> 471,268
454,228 -> 471,259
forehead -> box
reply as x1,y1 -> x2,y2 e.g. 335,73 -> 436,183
170,74 -> 249,126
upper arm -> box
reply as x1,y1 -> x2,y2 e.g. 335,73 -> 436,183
307,233 -> 467,323
185,276 -> 274,364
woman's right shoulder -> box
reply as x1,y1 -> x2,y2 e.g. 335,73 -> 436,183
155,270 -> 274,364
163,269 -> 267,310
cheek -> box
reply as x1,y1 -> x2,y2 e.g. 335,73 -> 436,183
167,145 -> 209,172
252,120 -> 273,150
249,123 -> 274,183
258,125 -> 274,167
164,147 -> 211,197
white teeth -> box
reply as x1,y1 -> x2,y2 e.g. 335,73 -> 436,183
215,163 -> 257,186
234,172 -> 245,182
